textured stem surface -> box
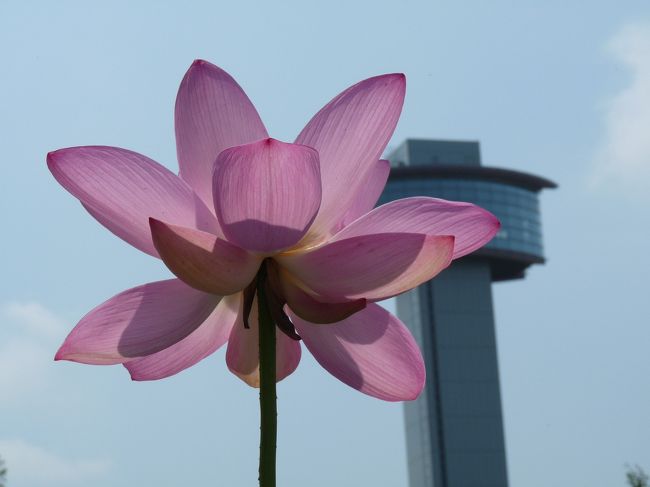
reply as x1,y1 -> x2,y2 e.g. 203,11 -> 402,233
258,264 -> 276,487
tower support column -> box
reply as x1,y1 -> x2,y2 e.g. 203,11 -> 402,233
399,260 -> 508,487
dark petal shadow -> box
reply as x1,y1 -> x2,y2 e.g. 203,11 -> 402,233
292,308 -> 391,391
223,219 -> 307,252
117,280 -> 219,358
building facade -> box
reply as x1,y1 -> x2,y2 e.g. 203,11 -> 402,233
379,139 -> 555,487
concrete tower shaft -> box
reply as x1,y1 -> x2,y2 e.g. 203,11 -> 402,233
380,139 -> 555,487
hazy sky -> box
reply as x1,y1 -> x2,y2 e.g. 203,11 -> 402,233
1,1 -> 650,486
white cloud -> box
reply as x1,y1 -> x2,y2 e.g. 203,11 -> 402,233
592,21 -> 650,194
2,302 -> 66,339
0,338 -> 49,401
0,302 -> 67,403
0,439 -> 110,487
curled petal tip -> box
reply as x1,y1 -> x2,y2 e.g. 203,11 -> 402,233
54,346 -> 68,361
54,341 -> 81,363
382,72 -> 406,85
148,217 -> 164,235
191,59 -> 210,68
46,150 -> 61,169
474,210 -> 501,248
404,378 -> 426,401
148,216 -> 178,234
186,59 -> 222,78
365,72 -> 406,89
485,210 -> 501,234
393,73 -> 406,90
126,368 -> 141,381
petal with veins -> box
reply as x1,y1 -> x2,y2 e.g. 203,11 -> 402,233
296,74 -> 405,241
277,233 -> 454,301
175,60 -> 268,209
47,146 -> 219,257
338,159 -> 390,229
332,196 -> 500,259
213,138 -> 321,253
55,279 -> 221,365
291,303 -> 425,401
150,219 -> 261,295
226,296 -> 301,386
125,294 -> 240,380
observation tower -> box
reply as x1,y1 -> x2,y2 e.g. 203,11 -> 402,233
379,139 -> 555,487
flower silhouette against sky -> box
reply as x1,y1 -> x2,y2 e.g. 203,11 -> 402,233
48,60 -> 499,401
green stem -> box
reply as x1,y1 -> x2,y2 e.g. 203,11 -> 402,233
257,263 -> 276,487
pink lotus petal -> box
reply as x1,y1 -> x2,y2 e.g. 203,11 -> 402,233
47,146 -> 219,257
226,296 -> 301,386
291,303 -> 425,401
213,138 -> 321,253
149,219 -> 261,295
276,271 -> 366,324
55,279 -> 221,365
175,60 -> 268,209
338,159 -> 390,230
125,294 -> 240,380
331,196 -> 500,259
277,233 -> 454,301
296,74 -> 405,241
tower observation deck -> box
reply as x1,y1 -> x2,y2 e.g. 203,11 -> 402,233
379,139 -> 555,487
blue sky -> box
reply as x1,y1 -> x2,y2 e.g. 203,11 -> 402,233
1,0 -> 649,486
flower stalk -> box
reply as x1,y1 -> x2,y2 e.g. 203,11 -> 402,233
257,262 -> 277,487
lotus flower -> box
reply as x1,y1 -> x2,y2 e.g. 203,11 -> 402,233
48,60 -> 499,401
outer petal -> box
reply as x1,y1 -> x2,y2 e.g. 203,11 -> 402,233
331,196 -> 500,259
226,296 -> 301,386
149,219 -> 261,295
55,279 -> 221,365
277,233 -> 454,301
213,138 -> 321,253
291,303 -> 425,401
47,146 -> 219,257
274,269 -> 366,324
338,159 -> 390,229
296,74 -> 405,241
125,294 -> 240,380
175,60 -> 268,208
